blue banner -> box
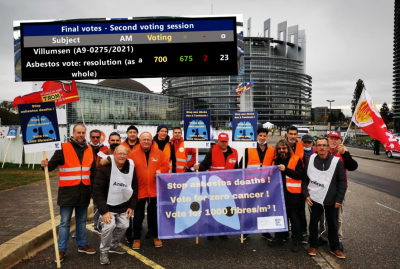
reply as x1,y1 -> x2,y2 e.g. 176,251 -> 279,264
157,167 -> 288,239
18,102 -> 61,153
184,109 -> 211,148
232,111 -> 258,142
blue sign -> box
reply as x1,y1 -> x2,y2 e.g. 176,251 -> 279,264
232,112 -> 257,147
184,110 -> 211,148
157,167 -> 287,239
6,126 -> 19,138
18,102 -> 61,153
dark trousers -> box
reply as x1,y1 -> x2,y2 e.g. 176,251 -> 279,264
299,196 -> 307,234
133,197 -> 158,240
374,144 -> 380,154
275,207 -> 302,243
309,202 -> 339,250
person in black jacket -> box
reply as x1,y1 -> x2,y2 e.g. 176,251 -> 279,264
41,124 -> 97,262
303,137 -> 347,259
93,145 -> 138,265
267,139 -> 304,252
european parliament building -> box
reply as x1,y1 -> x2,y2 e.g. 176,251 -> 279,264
67,79 -> 193,126
162,19 -> 312,127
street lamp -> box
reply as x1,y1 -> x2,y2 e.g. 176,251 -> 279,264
326,100 -> 335,131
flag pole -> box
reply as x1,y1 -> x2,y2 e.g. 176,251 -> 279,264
78,101 -> 85,125
241,148 -> 245,244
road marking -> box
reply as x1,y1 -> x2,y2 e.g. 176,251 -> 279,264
86,224 -> 165,269
375,202 -> 400,214
357,162 -> 387,169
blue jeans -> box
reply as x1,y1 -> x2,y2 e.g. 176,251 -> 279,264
59,206 -> 88,252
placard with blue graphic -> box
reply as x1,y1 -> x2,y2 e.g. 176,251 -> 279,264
6,126 -> 19,138
18,102 -> 61,153
232,111 -> 257,148
157,167 -> 287,239
184,109 -> 211,148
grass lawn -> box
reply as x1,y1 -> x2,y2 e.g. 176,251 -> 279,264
0,163 -> 58,191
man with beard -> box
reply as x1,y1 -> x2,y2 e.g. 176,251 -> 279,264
318,131 -> 358,252
239,128 -> 275,241
268,139 -> 304,252
170,127 -> 196,173
96,132 -> 121,168
303,137 -> 347,259
153,124 -> 176,173
41,124 -> 97,262
286,126 -> 304,160
121,125 -> 140,151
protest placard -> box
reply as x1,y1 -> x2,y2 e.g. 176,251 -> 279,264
157,166 -> 287,239
184,109 -> 211,148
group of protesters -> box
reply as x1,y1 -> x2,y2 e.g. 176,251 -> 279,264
41,123 -> 357,264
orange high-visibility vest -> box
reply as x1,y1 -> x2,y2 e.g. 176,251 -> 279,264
293,141 -> 304,160
58,142 -> 93,187
209,145 -> 238,171
175,140 -> 189,173
272,155 -> 302,193
286,155 -> 302,193
153,141 -> 172,173
247,146 -> 275,168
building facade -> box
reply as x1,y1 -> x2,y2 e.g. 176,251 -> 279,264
66,80 -> 193,126
394,0 -> 400,132
162,19 -> 312,127
311,107 -> 342,122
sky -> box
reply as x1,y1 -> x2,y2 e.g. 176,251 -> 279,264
0,0 -> 395,116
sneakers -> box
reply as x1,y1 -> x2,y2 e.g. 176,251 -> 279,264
54,250 -> 66,263
240,234 -> 250,241
132,240 -> 141,250
100,252 -> 110,265
71,232 -> 76,238
302,232 -> 307,237
154,238 -> 162,248
268,239 -> 284,247
291,242 -> 300,252
308,247 -> 318,256
283,234 -> 290,242
261,233 -> 274,241
94,227 -> 102,235
78,245 -> 96,254
330,250 -> 346,259
318,237 -> 328,246
300,238 -> 308,244
109,246 -> 127,254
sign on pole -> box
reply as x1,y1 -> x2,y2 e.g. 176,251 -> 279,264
157,167 -> 288,239
183,109 -> 211,148
6,126 -> 19,138
17,101 -> 61,268
232,111 -> 257,148
18,102 -> 61,153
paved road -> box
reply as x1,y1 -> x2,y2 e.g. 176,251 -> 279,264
12,159 -> 400,268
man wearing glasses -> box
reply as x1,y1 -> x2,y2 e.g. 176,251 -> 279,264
303,137 -> 347,259
93,146 -> 138,265
268,139 -> 304,252
89,129 -> 108,160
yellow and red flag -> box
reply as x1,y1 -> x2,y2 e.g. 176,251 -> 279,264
13,80 -> 80,108
351,89 -> 400,151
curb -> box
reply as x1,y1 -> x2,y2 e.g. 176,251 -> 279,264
351,154 -> 400,164
0,204 -> 93,269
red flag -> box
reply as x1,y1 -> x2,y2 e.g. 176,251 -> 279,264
351,89 -> 400,151
13,80 -> 80,108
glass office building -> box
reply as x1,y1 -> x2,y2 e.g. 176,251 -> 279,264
66,79 -> 193,126
162,19 -> 312,127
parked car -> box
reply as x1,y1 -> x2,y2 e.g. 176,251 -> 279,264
386,137 -> 400,158
297,128 -> 310,138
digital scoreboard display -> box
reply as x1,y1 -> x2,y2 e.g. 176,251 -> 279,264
18,17 -> 238,81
